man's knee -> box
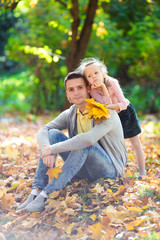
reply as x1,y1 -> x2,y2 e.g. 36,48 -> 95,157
48,129 -> 68,145
48,129 -> 61,144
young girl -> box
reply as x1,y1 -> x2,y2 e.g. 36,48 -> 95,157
77,57 -> 146,177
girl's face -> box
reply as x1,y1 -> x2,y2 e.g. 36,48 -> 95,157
84,64 -> 104,86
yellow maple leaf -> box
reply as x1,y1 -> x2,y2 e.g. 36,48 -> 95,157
125,222 -> 135,231
0,188 -> 6,199
107,188 -> 113,194
90,183 -> 105,194
54,221 -> 69,232
31,212 -> 40,218
126,216 -> 149,231
46,167 -> 62,182
66,222 -> 75,235
0,192 -> 15,210
17,218 -> 38,229
114,185 -> 125,195
126,206 -> 143,212
90,214 -> 97,221
101,215 -> 111,227
63,208 -> 75,216
5,146 -> 19,160
49,190 -> 60,199
134,216 -> 149,227
74,182 -> 80,187
89,222 -> 103,240
76,227 -> 85,239
84,98 -> 110,120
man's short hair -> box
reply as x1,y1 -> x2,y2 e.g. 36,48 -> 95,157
64,71 -> 88,87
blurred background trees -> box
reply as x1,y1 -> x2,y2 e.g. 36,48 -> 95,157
0,0 -> 160,114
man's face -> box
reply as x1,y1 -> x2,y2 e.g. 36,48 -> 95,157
66,77 -> 90,107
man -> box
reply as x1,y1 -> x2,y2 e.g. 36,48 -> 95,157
17,72 -> 128,213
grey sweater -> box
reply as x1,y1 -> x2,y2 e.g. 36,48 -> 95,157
36,104 -> 128,177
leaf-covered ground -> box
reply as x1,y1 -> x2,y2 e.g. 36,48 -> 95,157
0,114 -> 160,240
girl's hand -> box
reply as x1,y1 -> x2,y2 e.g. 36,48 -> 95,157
42,144 -> 52,157
91,83 -> 104,90
91,83 -> 110,98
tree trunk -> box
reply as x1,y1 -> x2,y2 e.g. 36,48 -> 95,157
64,0 -> 98,109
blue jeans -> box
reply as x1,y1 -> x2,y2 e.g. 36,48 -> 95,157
33,129 -> 116,195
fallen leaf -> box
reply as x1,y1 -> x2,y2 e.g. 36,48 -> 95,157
90,183 -> 105,194
17,218 -> 38,229
46,167 -> 62,182
5,146 -> 19,160
0,192 -> 15,210
66,222 -> 75,235
126,206 -> 143,212
90,214 -> 97,221
63,208 -> 76,216
0,233 -> 6,240
89,222 -> 102,240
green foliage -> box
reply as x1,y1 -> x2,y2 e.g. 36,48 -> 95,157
0,68 -> 33,113
87,9 -> 124,76
126,15 -> 160,83
0,9 -> 17,56
101,0 -> 156,35
87,2 -> 160,85
0,7 -> 18,72
5,0 -> 69,112
124,83 -> 160,114
2,0 -> 160,113
140,232 -> 160,240
139,186 -> 155,198
0,67 -> 66,114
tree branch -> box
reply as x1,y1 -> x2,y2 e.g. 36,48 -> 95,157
70,0 -> 80,52
78,0 -> 98,55
1,0 -> 22,11
65,0 -> 99,72
55,0 -> 67,8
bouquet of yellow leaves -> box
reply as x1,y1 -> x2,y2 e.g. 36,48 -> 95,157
84,98 -> 110,124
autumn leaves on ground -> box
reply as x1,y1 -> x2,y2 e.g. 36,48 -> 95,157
0,114 -> 160,240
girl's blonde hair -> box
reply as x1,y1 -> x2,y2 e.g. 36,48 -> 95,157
77,57 -> 110,86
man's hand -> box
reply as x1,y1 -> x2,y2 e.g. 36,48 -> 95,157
42,155 -> 56,169
42,144 -> 52,157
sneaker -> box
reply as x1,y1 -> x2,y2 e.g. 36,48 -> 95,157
25,194 -> 47,212
17,193 -> 37,210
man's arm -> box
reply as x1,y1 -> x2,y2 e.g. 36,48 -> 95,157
36,109 -> 69,149
42,110 -> 117,156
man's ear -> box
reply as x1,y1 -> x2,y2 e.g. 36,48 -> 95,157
66,90 -> 71,103
67,97 -> 72,103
